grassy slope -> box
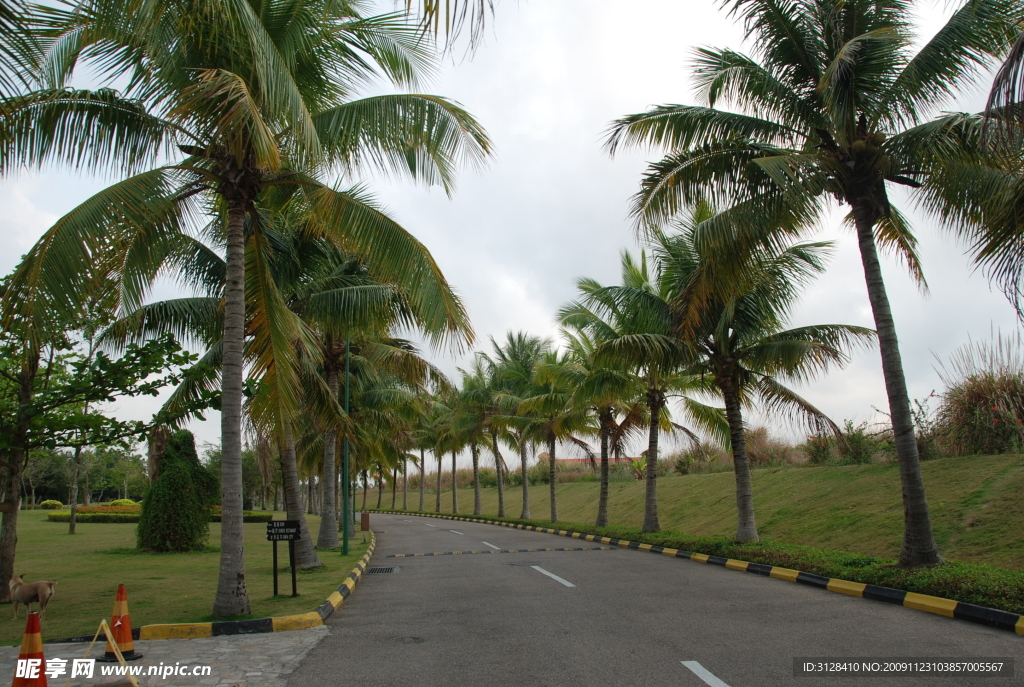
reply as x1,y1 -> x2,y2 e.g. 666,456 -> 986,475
396,454 -> 1024,570
3,511 -> 370,645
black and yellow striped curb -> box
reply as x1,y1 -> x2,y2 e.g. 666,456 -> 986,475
372,510 -> 1024,636
388,546 -> 613,557
49,533 -> 376,644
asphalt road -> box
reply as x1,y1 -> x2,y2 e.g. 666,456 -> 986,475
288,513 -> 1024,687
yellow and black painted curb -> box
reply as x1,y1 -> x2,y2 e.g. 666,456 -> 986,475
49,533 -> 376,644
371,509 -> 1024,637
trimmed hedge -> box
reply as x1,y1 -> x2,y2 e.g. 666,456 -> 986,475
48,511 -> 273,524
109,499 -> 138,507
39,500 -> 63,510
368,508 -> 1024,616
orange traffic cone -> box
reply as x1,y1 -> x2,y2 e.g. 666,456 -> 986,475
97,584 -> 142,662
11,612 -> 47,687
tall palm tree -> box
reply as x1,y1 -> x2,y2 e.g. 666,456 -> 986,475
604,0 -> 1019,565
522,348 -> 595,522
484,332 -> 549,519
657,204 -> 874,542
565,251 -> 725,532
454,357 -> 491,515
2,0 -> 488,612
556,323 -> 645,528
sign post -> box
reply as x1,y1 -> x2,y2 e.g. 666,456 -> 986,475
267,520 -> 301,597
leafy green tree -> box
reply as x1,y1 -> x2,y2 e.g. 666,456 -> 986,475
605,0 -> 1020,565
138,430 -> 218,552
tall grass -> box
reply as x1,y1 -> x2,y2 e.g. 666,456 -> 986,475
936,331 -> 1024,456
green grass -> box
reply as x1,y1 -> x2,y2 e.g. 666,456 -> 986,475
376,453 -> 1024,570
3,511 -> 370,645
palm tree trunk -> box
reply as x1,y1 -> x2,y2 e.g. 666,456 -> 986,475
720,376 -> 758,543
317,364 -> 339,548
376,473 -> 383,508
361,471 -> 368,510
280,423 -> 323,569
213,203 -> 252,617
596,409 -> 612,527
451,452 -> 459,513
852,203 -> 941,567
307,476 -> 315,515
491,430 -> 506,518
547,435 -> 558,522
642,387 -> 663,533
418,449 -> 425,511
472,442 -> 482,515
518,433 -> 530,519
434,453 -> 442,512
402,455 -> 409,510
391,468 -> 397,509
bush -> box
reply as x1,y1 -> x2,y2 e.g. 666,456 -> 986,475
49,511 -> 139,523
935,333 -> 1024,456
38,500 -> 63,510
110,499 -> 137,507
837,421 -> 878,464
477,468 -> 498,488
49,510 -> 272,523
802,435 -> 833,464
746,427 -> 793,466
137,430 -> 218,552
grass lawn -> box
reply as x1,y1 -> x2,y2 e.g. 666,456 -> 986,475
375,453 -> 1024,570
2,511 -> 370,646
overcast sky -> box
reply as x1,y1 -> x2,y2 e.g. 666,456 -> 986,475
1,0 -> 1018,459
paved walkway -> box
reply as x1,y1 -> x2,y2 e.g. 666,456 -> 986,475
0,626 -> 328,687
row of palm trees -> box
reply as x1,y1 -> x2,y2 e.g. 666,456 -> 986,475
0,0 -> 488,617
369,205 -> 870,548
368,0 -> 1024,572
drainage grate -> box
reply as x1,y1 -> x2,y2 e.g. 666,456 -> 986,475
366,566 -> 398,574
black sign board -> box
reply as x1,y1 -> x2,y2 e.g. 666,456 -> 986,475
266,520 -> 301,541
268,521 -> 301,597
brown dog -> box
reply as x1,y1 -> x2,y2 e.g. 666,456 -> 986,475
9,575 -> 56,619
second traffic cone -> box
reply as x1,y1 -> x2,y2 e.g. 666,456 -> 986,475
98,584 -> 142,662
11,612 -> 47,687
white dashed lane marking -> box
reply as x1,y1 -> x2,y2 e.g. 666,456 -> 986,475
681,661 -> 730,687
450,530 -> 464,535
530,566 -> 575,588
481,542 -> 500,550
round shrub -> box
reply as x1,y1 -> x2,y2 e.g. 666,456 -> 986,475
110,499 -> 137,507
136,430 -> 217,552
39,500 -> 63,510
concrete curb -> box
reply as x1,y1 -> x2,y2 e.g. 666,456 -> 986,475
49,532 -> 376,644
371,510 -> 1024,637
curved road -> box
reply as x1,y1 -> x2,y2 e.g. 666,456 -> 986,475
288,513 -> 1023,686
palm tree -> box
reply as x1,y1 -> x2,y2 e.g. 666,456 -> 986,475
556,323 -> 645,528
454,358 -> 491,515
656,205 -> 874,542
484,332 -> 549,519
522,348 -> 595,522
604,0 -> 1019,565
565,251 -> 725,532
2,0 -> 488,612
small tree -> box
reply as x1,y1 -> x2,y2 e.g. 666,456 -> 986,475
137,430 -> 217,553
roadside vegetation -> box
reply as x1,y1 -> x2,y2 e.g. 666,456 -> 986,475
4,0 -> 1024,632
